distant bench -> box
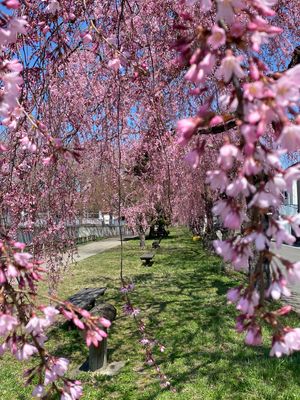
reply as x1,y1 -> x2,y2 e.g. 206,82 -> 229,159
140,253 -> 154,266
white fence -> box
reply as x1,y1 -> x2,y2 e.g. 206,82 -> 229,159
15,224 -> 132,245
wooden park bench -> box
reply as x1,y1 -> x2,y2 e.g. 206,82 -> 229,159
67,287 -> 107,311
140,253 -> 154,266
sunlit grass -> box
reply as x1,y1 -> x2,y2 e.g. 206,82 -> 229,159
1,227 -> 300,399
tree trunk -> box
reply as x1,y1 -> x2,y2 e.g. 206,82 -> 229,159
139,233 -> 145,249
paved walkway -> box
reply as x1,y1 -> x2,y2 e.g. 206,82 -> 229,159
277,245 -> 300,312
73,237 -> 121,262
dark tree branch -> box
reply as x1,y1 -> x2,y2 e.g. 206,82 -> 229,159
197,118 -> 237,135
196,46 -> 300,137
288,46 -> 300,69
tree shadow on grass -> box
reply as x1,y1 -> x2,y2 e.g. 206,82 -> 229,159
49,238 -> 300,399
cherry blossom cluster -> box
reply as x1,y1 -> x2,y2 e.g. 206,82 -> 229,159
0,238 -> 111,398
0,1 -> 26,129
176,0 -> 300,355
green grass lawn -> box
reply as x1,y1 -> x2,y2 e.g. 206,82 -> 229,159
1,227 -> 300,399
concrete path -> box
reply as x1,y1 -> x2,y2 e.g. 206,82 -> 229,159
277,245 -> 300,312
73,238 -> 121,262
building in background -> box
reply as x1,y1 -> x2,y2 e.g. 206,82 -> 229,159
281,161 -> 300,239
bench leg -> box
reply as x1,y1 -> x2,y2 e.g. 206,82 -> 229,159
88,336 -> 108,371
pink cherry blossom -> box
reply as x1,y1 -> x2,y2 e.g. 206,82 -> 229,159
253,232 -> 269,251
218,143 -> 240,170
187,0 -> 212,11
236,315 -> 246,333
43,306 -> 59,323
285,64 -> 300,85
4,0 -> 20,9
237,290 -> 260,316
0,269 -> 6,283
195,53 -> 216,83
213,240 -> 234,262
62,381 -> 83,400
25,316 -> 48,336
227,287 -> 241,303
216,0 -> 245,23
245,325 -> 262,346
99,317 -> 111,328
108,58 -> 121,71
232,251 -> 251,270
248,190 -> 280,209
286,262 -> 300,284
290,214 -> 300,237
6,263 -> 18,278
0,314 -> 18,336
274,77 -> 299,106
201,0 -> 212,11
270,339 -> 290,357
177,117 -> 200,146
210,116 -> 224,126
53,357 -> 69,376
14,242 -> 26,250
82,33 -> 92,44
85,329 -> 104,347
14,252 -> 32,267
73,317 -> 85,330
266,279 -> 291,300
284,329 -> 300,352
220,51 -> 245,82
250,62 -> 260,80
285,166 -> 300,190
44,358 -> 69,385
185,148 -> 202,169
4,59 -> 23,72
206,170 -> 228,192
185,64 -> 198,82
15,343 -> 38,360
277,124 -> 300,152
267,222 -> 296,248
45,0 -> 60,14
32,384 -> 45,398
243,156 -> 262,176
253,0 -> 277,16
9,17 -> 27,34
226,176 -> 255,197
243,81 -> 265,101
44,368 -> 57,385
224,210 -> 244,230
207,26 -> 226,50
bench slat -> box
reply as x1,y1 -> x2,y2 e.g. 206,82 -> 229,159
67,287 -> 106,310
140,253 -> 154,260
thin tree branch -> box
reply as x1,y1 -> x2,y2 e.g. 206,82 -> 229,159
195,46 -> 300,137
